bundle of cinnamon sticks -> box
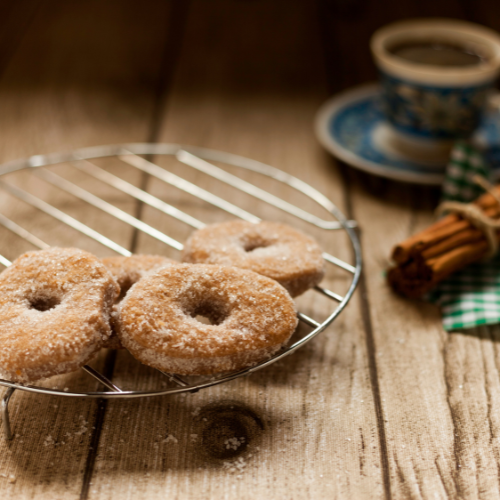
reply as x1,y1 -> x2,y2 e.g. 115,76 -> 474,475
388,185 -> 500,298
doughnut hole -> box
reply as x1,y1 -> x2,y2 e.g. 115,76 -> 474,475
194,315 -> 212,325
184,299 -> 230,326
243,241 -> 272,253
27,292 -> 62,312
242,235 -> 273,253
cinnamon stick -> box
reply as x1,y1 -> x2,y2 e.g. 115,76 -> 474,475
392,202 -> 500,265
388,186 -> 500,298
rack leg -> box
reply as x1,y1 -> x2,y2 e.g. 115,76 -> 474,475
1,388 -> 15,440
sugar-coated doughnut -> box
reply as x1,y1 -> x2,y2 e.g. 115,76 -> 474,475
0,248 -> 119,383
181,220 -> 325,297
101,255 -> 177,349
118,264 -> 298,375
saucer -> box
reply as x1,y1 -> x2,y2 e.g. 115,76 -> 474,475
315,83 -> 500,185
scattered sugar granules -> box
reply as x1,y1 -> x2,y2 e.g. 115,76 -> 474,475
44,435 -> 55,447
223,456 -> 247,477
163,434 -> 178,444
224,437 -> 245,450
74,415 -> 88,436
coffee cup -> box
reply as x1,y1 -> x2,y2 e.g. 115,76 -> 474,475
370,18 -> 500,164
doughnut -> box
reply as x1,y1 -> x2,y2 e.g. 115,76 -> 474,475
101,255 -> 177,349
181,220 -> 325,297
0,248 -> 119,383
118,264 -> 298,375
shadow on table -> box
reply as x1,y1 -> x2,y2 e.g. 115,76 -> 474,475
447,323 -> 500,342
318,149 -> 442,213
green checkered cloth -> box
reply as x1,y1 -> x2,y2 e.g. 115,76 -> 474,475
441,141 -> 490,203
429,256 -> 500,330
428,141 -> 500,331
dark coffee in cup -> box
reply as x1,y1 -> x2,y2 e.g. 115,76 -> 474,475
389,41 -> 486,67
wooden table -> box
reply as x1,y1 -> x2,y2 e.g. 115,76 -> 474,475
0,1 -> 499,498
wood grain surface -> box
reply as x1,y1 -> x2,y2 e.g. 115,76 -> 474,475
0,0 -> 500,499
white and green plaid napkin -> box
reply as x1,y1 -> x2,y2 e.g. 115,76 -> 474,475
428,141 -> 500,331
441,141 -> 490,203
429,257 -> 500,330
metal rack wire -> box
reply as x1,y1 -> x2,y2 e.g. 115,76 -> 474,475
0,143 -> 362,440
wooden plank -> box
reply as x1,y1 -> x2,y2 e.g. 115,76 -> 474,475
0,1 -> 174,499
87,1 -> 385,499
321,0 -> 500,498
0,1 -> 42,76
2,0 -> 498,498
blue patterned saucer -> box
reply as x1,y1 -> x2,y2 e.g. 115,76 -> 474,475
315,84 -> 500,185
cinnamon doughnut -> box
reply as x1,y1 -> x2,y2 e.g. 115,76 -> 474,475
181,221 -> 325,297
0,248 -> 119,383
101,254 -> 176,349
118,264 -> 298,375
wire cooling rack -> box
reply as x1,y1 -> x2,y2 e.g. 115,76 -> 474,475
0,143 -> 361,440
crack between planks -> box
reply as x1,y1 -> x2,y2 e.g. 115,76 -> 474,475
79,349 -> 117,500
435,458 -> 451,498
316,0 -> 392,495
359,427 -> 365,476
484,328 -> 497,445
333,159 -> 392,498
78,2 -> 191,499
355,238 -> 392,500
478,326 -> 500,496
441,334 -> 462,497
0,0 -> 44,79
129,0 -> 191,253
485,327 -> 500,493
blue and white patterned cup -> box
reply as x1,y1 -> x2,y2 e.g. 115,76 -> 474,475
371,19 -> 500,164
